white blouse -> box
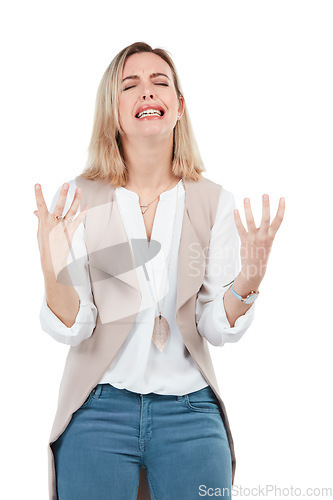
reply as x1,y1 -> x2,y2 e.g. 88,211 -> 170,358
39,177 -> 255,396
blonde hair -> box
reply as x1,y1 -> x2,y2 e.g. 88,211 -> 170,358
81,41 -> 206,187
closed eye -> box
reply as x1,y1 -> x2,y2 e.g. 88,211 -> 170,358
123,83 -> 169,91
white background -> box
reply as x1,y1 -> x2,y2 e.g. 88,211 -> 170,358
1,1 -> 332,498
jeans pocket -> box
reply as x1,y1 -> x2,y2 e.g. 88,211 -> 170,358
80,387 -> 97,409
184,388 -> 221,414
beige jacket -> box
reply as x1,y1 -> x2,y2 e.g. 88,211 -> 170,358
47,174 -> 237,499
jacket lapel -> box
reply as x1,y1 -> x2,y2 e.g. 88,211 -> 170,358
85,188 -> 142,296
176,203 -> 206,311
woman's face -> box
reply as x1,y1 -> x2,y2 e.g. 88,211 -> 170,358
118,52 -> 184,141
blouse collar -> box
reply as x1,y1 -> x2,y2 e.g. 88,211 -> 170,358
115,178 -> 184,202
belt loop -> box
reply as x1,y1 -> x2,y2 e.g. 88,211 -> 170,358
94,384 -> 103,398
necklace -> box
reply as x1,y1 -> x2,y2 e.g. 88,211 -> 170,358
138,178 -> 178,215
147,181 -> 180,351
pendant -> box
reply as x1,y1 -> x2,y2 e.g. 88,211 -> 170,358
152,314 -> 170,352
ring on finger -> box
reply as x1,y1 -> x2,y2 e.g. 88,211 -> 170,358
52,215 -> 73,222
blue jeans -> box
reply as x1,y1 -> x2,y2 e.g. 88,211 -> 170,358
51,383 -> 232,499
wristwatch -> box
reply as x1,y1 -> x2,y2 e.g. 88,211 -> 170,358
231,283 -> 259,304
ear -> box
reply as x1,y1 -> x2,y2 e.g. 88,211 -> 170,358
177,96 -> 185,119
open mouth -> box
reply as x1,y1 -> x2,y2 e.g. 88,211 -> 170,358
135,109 -> 165,119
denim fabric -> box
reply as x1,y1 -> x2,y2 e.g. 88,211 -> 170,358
51,384 -> 232,499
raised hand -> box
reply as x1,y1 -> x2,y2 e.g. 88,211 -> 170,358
233,194 -> 285,282
34,182 -> 88,279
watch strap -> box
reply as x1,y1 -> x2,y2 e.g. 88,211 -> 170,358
231,282 -> 259,303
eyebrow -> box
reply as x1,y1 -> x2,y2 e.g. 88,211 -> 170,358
121,72 -> 170,84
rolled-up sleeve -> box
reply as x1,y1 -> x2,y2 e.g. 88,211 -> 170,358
195,187 -> 255,347
39,179 -> 97,346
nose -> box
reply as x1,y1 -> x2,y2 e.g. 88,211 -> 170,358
141,82 -> 155,101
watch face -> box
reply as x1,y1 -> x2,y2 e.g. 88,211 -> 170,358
244,293 -> 258,304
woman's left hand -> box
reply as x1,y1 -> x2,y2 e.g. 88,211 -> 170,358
233,194 -> 285,283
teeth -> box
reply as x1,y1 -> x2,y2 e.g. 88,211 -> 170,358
137,109 -> 163,118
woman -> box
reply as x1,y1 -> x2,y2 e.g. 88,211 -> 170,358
34,42 -> 285,499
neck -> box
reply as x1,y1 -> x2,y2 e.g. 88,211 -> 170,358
121,133 -> 179,193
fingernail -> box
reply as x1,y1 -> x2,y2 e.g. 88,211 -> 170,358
63,183 -> 69,190
263,194 -> 269,201
35,184 -> 40,190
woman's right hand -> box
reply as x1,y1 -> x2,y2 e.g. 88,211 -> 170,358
34,182 -> 89,279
